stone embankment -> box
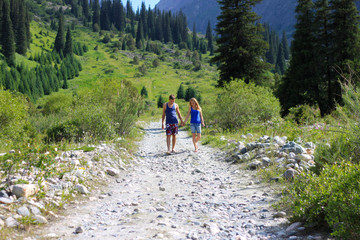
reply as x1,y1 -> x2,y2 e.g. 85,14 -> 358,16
0,122 -> 330,240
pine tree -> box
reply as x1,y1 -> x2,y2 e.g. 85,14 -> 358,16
53,10 -> 65,53
64,26 -> 73,56
192,23 -> 197,51
206,21 -> 214,55
136,18 -> 144,49
157,95 -> 164,108
177,84 -> 185,99
275,42 -> 286,75
282,31 -> 290,60
140,86 -> 148,97
212,0 -> 269,86
15,0 -> 27,55
1,0 -> 15,66
277,0 -> 317,116
328,0 -> 360,112
92,0 -> 100,31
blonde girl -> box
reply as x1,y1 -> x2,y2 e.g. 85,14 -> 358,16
183,98 -> 205,152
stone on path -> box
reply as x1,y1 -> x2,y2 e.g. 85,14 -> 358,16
11,184 -> 38,198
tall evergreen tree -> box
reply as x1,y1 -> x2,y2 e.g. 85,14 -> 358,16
206,21 -> 214,55
275,42 -> 286,75
92,0 -> 100,31
15,0 -> 27,55
328,0 -> 360,112
192,23 -> 197,50
177,84 -> 185,99
136,18 -> 144,49
282,31 -> 290,60
212,0 -> 269,86
1,0 -> 15,66
277,0 -> 317,115
53,10 -> 65,53
64,27 -> 73,56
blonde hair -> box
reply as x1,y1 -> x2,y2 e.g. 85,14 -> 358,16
189,98 -> 201,111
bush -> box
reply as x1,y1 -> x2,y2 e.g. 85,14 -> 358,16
213,81 -> 281,130
0,90 -> 30,146
286,104 -> 320,125
281,162 -> 360,239
46,105 -> 113,142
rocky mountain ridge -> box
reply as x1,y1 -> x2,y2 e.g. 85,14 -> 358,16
156,0 -> 360,37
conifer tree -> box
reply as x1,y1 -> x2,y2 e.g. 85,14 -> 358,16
212,0 -> 269,86
54,10 -> 65,53
277,0 -> 317,115
157,95 -> 164,108
192,23 -> 197,50
140,86 -> 148,97
275,42 -> 286,75
1,0 -> 15,66
206,21 -> 214,55
92,0 -> 100,31
15,1 -> 27,55
177,84 -> 185,99
282,31 -> 290,60
136,18 -> 144,49
328,0 -> 360,112
64,27 -> 73,56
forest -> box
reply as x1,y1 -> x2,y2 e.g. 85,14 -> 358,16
1,0 -> 360,238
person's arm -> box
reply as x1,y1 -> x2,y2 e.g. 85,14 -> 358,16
183,106 -> 191,125
200,111 -> 205,127
175,104 -> 184,125
162,103 -> 166,129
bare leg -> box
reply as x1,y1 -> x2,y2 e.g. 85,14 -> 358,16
194,133 -> 201,152
166,135 -> 171,153
172,135 -> 176,152
192,133 -> 197,152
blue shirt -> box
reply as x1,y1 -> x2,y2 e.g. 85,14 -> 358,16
190,107 -> 201,124
165,103 -> 178,124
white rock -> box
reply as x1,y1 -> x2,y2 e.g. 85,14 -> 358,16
75,184 -> 89,194
5,217 -> 19,228
11,184 -> 39,198
17,206 -> 30,216
33,215 -> 48,224
106,167 -> 120,177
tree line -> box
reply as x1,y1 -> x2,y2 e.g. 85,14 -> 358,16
0,0 -> 31,66
213,0 -> 360,117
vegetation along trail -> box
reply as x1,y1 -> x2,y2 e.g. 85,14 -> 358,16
37,122 -> 322,240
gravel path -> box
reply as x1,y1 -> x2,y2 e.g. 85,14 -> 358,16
36,122 -> 294,240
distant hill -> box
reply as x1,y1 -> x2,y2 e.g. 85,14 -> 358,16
156,0 -> 360,37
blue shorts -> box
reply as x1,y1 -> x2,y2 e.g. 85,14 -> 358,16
190,123 -> 201,134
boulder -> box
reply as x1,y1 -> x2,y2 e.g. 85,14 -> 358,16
11,184 -> 39,198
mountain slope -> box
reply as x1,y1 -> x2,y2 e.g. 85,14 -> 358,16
156,0 -> 360,36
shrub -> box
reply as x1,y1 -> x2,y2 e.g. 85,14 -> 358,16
157,95 -> 164,108
286,104 -> 320,125
0,90 -> 30,146
213,81 -> 281,130
281,162 -> 360,239
46,105 -> 113,142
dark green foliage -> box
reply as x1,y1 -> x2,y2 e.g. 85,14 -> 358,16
92,0 -> 100,32
140,86 -> 148,98
157,95 -> 164,108
177,84 -> 185,99
185,86 -> 197,101
212,0 -> 270,86
277,0 -> 317,116
53,10 -> 65,53
1,0 -> 15,66
275,42 -> 286,75
206,21 -> 214,55
15,1 -> 27,55
278,0 -> 360,116
64,27 -> 73,56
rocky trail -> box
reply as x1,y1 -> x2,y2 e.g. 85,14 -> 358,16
33,122 -> 326,240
